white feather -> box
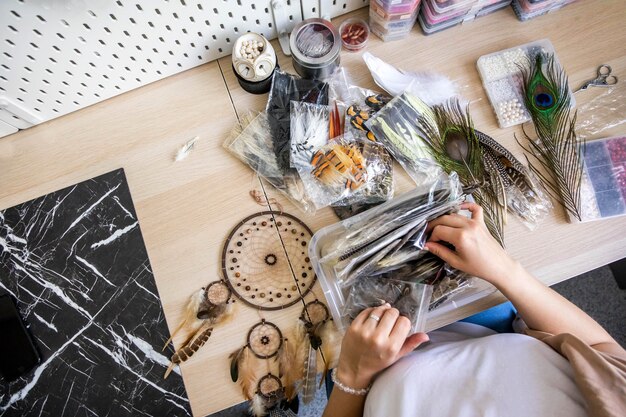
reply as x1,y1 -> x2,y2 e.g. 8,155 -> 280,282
362,52 -> 458,106
249,393 -> 267,417
174,136 -> 199,162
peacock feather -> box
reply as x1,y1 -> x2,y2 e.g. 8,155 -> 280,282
404,95 -> 507,246
517,53 -> 584,221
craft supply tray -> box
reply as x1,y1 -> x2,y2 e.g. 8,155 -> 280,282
419,0 -> 510,34
576,136 -> 626,222
371,0 -> 421,21
309,215 -> 496,333
373,0 -> 421,14
476,39 -> 576,128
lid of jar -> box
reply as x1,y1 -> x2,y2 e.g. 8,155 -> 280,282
290,18 -> 340,69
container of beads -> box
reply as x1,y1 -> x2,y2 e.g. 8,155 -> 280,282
418,0 -> 511,35
574,136 -> 626,222
339,18 -> 370,52
476,39 -> 576,128
232,33 -> 278,94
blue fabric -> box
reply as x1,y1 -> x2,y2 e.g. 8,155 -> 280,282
461,301 -> 517,333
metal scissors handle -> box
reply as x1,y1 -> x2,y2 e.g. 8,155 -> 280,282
575,64 -> 619,92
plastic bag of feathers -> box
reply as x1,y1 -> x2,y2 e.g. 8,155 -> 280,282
265,69 -> 329,176
223,111 -> 316,213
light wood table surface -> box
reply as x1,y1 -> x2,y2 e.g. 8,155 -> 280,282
220,0 -> 626,324
1,1 -> 626,416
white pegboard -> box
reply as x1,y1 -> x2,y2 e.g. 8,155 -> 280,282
0,0 -> 369,137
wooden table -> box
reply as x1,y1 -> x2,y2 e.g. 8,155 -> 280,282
1,1 -> 625,415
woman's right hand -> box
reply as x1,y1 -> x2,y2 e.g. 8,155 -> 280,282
335,304 -> 429,390
424,202 -> 520,286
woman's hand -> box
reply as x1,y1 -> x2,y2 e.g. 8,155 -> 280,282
336,303 -> 429,390
424,202 -> 519,286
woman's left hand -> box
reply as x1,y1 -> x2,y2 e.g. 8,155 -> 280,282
335,303 -> 430,389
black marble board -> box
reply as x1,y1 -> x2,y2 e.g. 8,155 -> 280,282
0,169 -> 190,416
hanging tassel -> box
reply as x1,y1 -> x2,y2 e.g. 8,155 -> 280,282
231,345 -> 258,400
162,288 -> 206,351
278,338 -> 299,401
318,320 -> 341,388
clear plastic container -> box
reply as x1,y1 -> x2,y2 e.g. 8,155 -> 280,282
339,18 -> 370,52
369,9 -> 418,33
308,181 -> 497,333
573,136 -> 626,222
512,0 -> 577,21
373,0 -> 421,14
419,0 -> 510,34
476,39 -> 576,128
371,0 -> 421,20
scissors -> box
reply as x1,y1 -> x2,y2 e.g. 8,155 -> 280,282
575,64 -> 618,93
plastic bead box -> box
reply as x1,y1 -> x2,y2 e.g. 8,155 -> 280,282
369,0 -> 420,41
576,136 -> 626,222
476,39 -> 575,128
418,0 -> 511,35
512,0 -> 578,21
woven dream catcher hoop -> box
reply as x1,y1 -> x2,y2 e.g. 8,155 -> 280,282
221,211 -> 317,310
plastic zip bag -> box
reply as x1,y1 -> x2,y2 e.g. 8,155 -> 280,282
366,92 -> 443,186
266,69 -> 329,175
320,172 -> 461,265
342,278 -> 432,334
223,111 -> 315,213
289,100 -> 394,210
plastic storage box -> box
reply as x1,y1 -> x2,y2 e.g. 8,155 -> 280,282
476,38 -> 575,128
575,136 -> 626,222
308,210 -> 497,333
512,0 -> 578,21
370,0 -> 420,41
418,0 -> 511,35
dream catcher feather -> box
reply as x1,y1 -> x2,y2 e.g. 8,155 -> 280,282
517,53 -> 585,221
230,319 -> 286,415
292,300 -> 340,404
163,280 -> 233,378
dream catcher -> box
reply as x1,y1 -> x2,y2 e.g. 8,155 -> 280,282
230,319 -> 286,416
221,211 -> 317,310
163,280 -> 233,378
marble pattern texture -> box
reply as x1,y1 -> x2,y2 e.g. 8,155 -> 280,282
0,169 -> 190,416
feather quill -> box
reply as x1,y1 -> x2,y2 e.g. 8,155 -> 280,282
164,323 -> 213,379
162,288 -> 206,351
517,53 -> 584,221
301,342 -> 318,404
174,136 -> 199,162
292,320 -> 308,383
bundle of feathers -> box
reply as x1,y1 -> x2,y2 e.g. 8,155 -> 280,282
229,318 -> 340,416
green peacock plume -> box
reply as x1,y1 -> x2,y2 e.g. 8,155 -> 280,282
517,53 -> 585,221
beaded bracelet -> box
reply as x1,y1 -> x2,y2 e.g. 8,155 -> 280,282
330,368 -> 371,396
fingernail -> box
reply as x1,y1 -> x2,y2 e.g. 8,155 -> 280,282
384,302 -> 391,307
423,245 -> 430,252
